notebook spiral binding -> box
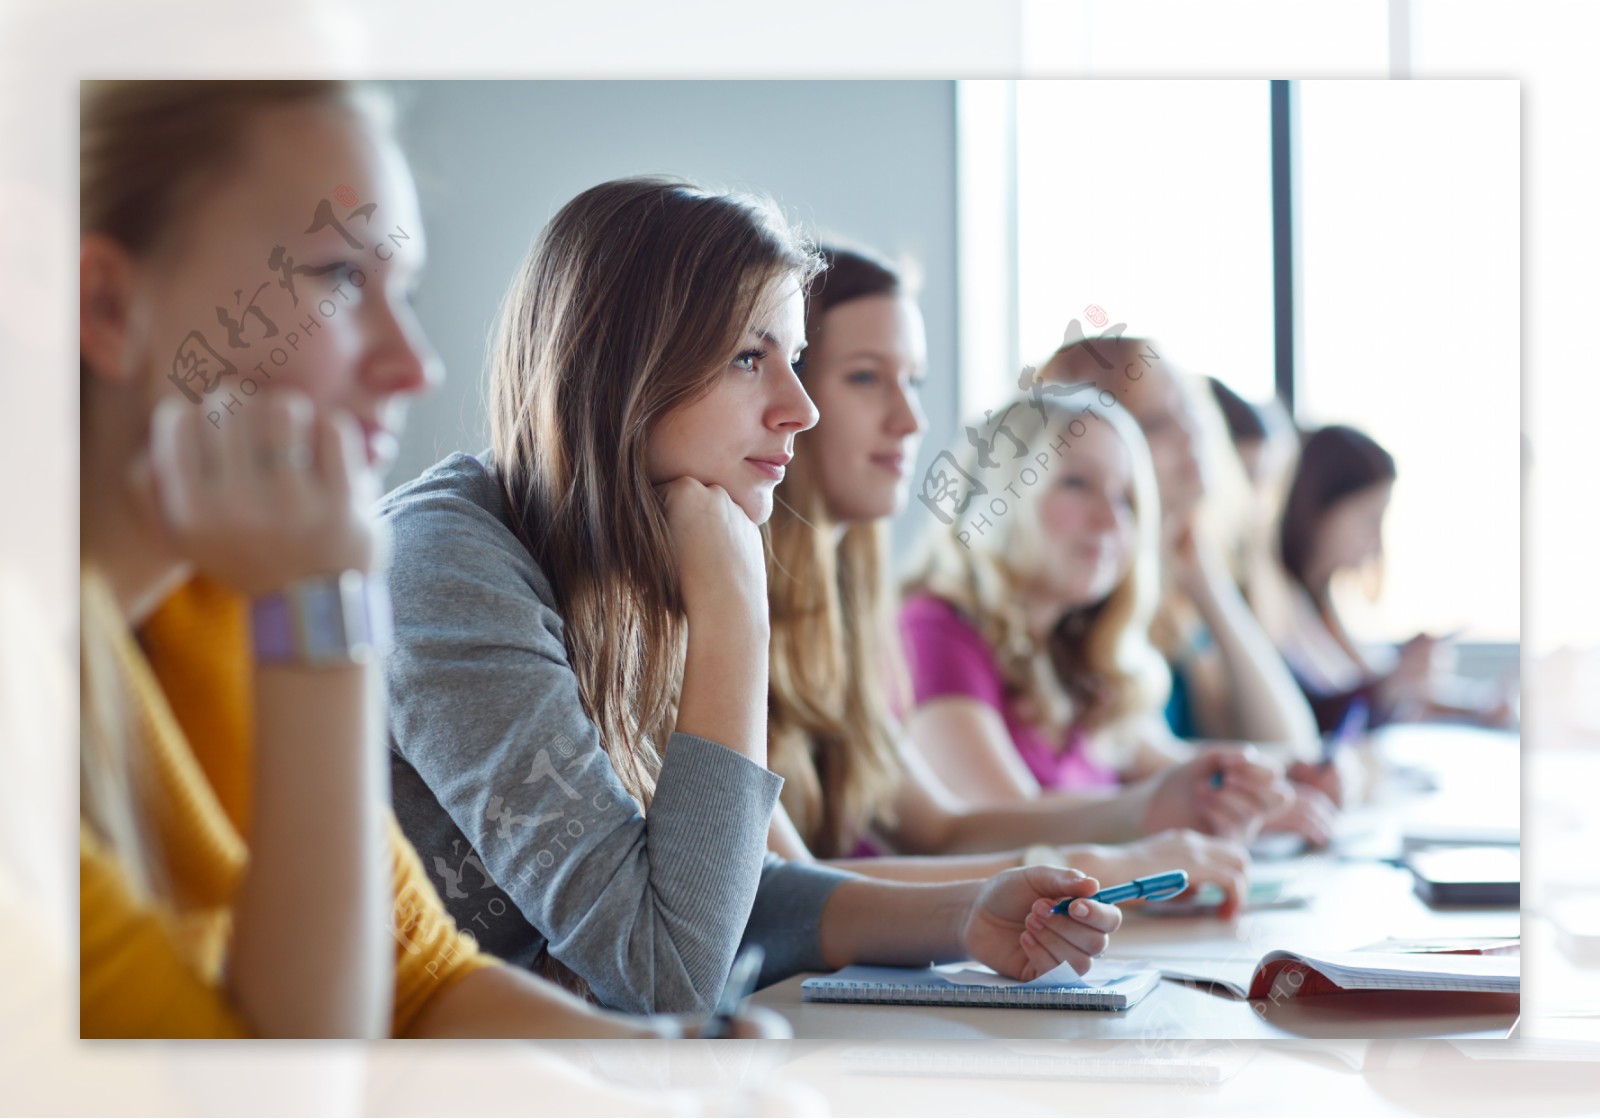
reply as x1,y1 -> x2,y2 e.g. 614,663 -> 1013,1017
802,980 -> 1111,1008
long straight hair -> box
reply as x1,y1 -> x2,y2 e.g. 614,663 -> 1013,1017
79,80 -> 388,900
489,177 -> 823,809
765,246 -> 907,858
904,393 -> 1170,761
1279,424 -> 1397,605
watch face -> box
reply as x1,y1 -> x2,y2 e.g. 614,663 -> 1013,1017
250,574 -> 386,664
308,582 -> 352,659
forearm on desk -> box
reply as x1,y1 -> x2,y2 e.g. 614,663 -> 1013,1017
891,745 -> 1144,853
934,791 -> 1151,852
816,877 -> 981,969
405,961 -> 658,1039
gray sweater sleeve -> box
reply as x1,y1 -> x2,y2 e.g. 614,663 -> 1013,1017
379,454 -> 841,1015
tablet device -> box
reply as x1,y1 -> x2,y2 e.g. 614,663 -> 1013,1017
1405,846 -> 1520,906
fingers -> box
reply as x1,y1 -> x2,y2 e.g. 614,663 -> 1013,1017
316,407 -> 364,509
653,474 -> 704,503
147,394 -> 210,533
657,477 -> 747,534
1021,897 -> 1120,977
1197,862 -> 1251,919
1028,865 -> 1092,903
260,392 -> 316,501
1286,786 -> 1338,846
1216,748 -> 1285,792
1207,836 -> 1251,877
1151,830 -> 1251,916
1206,786 -> 1262,831
1194,748 -> 1275,797
1287,759 -> 1344,808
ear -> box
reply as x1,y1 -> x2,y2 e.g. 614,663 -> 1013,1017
80,233 -> 147,386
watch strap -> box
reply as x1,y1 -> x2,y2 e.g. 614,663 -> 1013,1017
250,571 -> 391,666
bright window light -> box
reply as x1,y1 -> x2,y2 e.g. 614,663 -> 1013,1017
1014,80 -> 1275,401
1296,80 -> 1519,645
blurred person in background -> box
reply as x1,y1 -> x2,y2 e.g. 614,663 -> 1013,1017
1041,338 -> 1340,838
1251,424 -> 1517,734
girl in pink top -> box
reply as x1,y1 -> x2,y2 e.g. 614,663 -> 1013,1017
898,592 -> 1121,793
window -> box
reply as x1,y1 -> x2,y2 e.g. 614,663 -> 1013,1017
1296,80 -> 1519,644
1013,80 -> 1276,402
973,76 -> 1519,648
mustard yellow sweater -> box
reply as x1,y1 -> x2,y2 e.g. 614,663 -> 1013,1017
80,577 -> 494,1037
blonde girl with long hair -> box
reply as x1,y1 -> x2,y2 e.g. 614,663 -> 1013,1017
1027,336 -> 1339,841
80,81 -> 777,1041
763,246 -> 1289,914
381,180 -> 1124,1015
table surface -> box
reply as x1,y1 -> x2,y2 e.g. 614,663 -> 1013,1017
752,723 -> 1522,1041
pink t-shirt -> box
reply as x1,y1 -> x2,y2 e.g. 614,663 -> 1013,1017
899,593 -> 1120,793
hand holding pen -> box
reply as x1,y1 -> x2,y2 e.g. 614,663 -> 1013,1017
1198,747 -> 1292,841
1286,698 -> 1368,811
1141,745 -> 1290,842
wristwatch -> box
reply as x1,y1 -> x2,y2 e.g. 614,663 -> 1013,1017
250,570 -> 392,667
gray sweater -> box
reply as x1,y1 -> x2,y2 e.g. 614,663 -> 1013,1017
379,451 -> 850,1016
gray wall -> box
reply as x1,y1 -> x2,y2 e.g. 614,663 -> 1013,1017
392,79 -> 958,559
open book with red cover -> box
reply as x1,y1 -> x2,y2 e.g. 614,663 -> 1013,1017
1122,938 -> 1519,1000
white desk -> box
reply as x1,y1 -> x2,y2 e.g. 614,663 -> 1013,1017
753,724 -> 1521,1041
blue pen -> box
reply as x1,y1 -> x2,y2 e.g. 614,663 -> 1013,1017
1051,870 -> 1190,915
1321,698 -> 1370,766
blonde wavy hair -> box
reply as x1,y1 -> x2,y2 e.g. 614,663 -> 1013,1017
1040,335 -> 1239,662
903,390 -> 1170,763
765,246 -> 908,858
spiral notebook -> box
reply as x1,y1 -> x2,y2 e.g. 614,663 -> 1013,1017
800,960 -> 1161,1010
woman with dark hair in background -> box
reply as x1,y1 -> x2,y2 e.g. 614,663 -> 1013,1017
1253,424 -> 1516,733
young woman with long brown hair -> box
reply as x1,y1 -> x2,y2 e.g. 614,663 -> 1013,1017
382,179 -> 1123,1017
761,246 -> 1285,914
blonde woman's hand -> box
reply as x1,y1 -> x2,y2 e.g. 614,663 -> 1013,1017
1385,632 -> 1444,706
1166,517 -> 1231,603
1141,745 -> 1291,843
1287,757 -> 1347,809
133,391 -> 378,594
1081,829 -> 1252,919
656,476 -> 768,628
1260,782 -> 1339,848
